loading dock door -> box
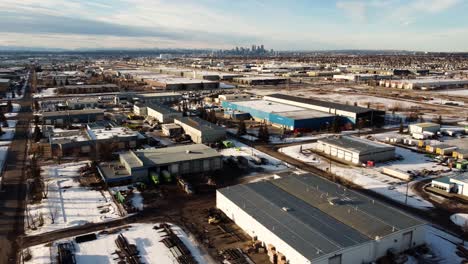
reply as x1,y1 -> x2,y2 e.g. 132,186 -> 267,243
328,254 -> 342,264
402,231 -> 413,250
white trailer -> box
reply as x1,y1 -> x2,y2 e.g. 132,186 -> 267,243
382,167 -> 412,181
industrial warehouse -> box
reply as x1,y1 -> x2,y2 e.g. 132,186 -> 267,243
315,136 -> 396,164
174,116 -> 226,144
379,78 -> 468,90
263,94 -> 385,126
222,99 -> 336,130
39,109 -> 105,126
217,173 -> 426,264
222,94 -> 385,130
134,103 -> 182,123
99,144 -> 223,184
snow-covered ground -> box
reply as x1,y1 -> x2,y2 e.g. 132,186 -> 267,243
428,98 -> 465,106
0,120 -> 18,143
220,139 -> 289,172
450,214 -> 468,227
6,74 -> 28,100
434,89 -> 468,97
109,185 -> 144,211
425,226 -> 465,264
5,103 -> 20,118
26,223 -> 216,264
25,161 -> 120,235
278,143 -> 452,209
33,88 -> 57,98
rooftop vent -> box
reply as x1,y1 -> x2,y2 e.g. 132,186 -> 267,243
281,207 -> 291,212
186,150 -> 192,154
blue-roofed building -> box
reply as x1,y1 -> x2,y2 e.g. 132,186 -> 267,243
221,99 -> 340,131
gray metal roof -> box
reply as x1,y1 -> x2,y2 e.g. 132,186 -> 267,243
318,136 -> 395,154
120,151 -> 144,168
134,144 -> 221,167
145,103 -> 181,115
271,174 -> 423,238
175,117 -> 225,132
266,93 -> 377,114
41,109 -> 105,117
280,110 -> 332,119
451,173 -> 468,183
218,173 -> 424,261
60,84 -> 118,89
218,182 -> 370,260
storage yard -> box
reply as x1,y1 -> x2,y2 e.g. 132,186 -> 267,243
25,223 -> 214,264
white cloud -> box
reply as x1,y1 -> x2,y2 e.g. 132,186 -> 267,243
0,0 -> 465,51
0,32 -> 232,50
337,0 -> 461,24
336,1 -> 367,23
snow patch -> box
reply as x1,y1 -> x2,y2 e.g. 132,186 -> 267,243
25,161 -> 120,235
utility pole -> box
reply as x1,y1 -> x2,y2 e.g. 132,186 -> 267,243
405,181 -> 409,205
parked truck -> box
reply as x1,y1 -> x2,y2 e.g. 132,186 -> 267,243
150,171 -> 160,186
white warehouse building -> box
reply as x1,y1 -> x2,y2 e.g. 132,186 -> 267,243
134,103 -> 182,123
174,117 -> 226,144
315,136 -> 395,164
408,123 -> 441,134
217,173 -> 427,264
379,78 -> 468,90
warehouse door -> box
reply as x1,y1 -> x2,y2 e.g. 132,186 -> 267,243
328,254 -> 342,264
402,231 -> 413,250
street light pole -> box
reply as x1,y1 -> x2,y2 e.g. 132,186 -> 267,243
405,181 -> 409,205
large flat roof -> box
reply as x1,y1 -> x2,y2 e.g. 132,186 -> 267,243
219,181 -> 369,259
145,103 -> 180,115
218,173 -> 424,260
134,144 -> 221,166
87,126 -> 139,140
175,117 -> 225,132
60,84 -> 118,89
232,100 -> 305,113
266,94 -> 377,114
318,136 -> 395,154
41,109 -> 104,117
390,78 -> 468,85
279,110 -> 332,119
234,76 -> 288,81
136,92 -> 182,98
451,174 -> 468,183
270,174 -> 423,238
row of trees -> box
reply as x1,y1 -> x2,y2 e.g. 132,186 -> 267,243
198,107 -> 218,124
236,120 -> 270,142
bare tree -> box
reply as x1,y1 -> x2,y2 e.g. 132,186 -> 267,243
48,204 -> 59,224
41,180 -> 49,199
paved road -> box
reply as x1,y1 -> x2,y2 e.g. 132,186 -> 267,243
0,84 -> 32,264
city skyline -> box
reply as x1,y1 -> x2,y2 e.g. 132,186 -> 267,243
0,0 -> 467,52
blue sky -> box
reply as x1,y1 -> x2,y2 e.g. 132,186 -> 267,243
0,0 -> 467,51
